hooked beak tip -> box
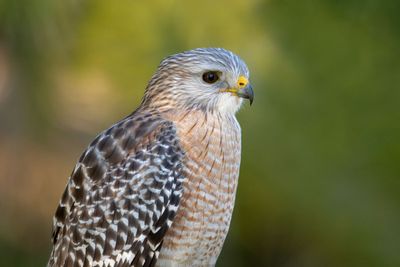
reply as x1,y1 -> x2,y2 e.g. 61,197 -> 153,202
238,84 -> 254,105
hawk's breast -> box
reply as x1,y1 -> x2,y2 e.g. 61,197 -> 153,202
158,110 -> 242,266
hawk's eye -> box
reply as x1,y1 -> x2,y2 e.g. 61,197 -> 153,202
202,71 -> 219,84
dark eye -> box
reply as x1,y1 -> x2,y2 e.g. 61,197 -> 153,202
202,71 -> 219,84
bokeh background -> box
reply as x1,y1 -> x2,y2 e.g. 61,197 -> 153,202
0,0 -> 399,266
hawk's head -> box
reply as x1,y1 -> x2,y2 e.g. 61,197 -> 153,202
142,48 -> 253,114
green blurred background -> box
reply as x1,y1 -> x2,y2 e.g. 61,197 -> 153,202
0,0 -> 399,266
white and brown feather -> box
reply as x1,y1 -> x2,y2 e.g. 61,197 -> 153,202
48,111 -> 185,267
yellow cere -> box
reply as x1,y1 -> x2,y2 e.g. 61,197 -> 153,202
237,76 -> 248,88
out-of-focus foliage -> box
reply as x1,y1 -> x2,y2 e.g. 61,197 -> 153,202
0,0 -> 399,266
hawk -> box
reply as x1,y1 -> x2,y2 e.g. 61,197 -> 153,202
48,48 -> 254,267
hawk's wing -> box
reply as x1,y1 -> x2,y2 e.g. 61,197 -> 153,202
48,111 -> 185,267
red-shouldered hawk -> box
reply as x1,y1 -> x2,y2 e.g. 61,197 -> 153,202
48,48 -> 254,267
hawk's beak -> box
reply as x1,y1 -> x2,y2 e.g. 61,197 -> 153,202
237,84 -> 254,105
221,76 -> 254,105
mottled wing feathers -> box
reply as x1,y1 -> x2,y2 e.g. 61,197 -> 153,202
48,111 -> 185,267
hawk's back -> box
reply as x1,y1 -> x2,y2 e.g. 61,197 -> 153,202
48,110 -> 186,267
